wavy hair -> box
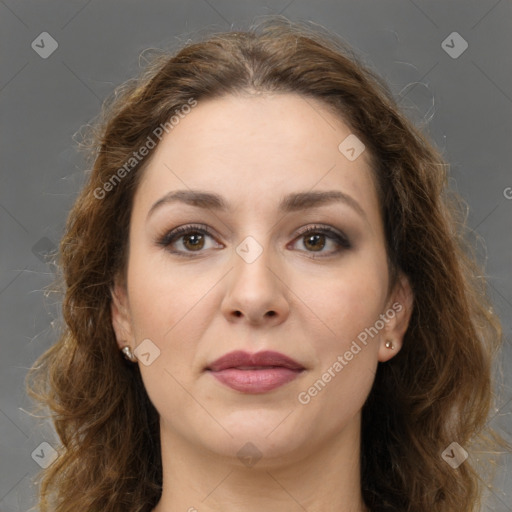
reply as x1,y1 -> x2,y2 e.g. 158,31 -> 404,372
26,15 -> 507,512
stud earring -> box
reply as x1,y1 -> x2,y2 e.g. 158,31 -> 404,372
384,340 -> 395,350
121,345 -> 137,362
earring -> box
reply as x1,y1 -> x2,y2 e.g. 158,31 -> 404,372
121,345 -> 137,362
384,340 -> 395,350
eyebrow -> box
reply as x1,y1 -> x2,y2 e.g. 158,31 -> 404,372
147,189 -> 367,220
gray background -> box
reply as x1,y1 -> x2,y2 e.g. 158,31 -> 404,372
1,1 -> 511,511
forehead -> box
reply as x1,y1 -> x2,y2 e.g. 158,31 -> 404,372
134,93 -> 378,219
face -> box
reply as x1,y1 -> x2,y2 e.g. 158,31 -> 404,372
111,93 -> 413,465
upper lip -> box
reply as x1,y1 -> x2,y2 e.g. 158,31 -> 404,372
206,350 -> 305,372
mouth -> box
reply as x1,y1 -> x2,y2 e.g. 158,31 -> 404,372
205,350 -> 305,393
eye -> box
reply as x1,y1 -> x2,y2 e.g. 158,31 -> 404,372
157,224 -> 222,256
290,225 -> 351,257
157,223 -> 351,258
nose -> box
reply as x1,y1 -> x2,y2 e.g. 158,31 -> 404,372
220,241 -> 290,326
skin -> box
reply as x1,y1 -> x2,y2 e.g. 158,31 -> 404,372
111,92 -> 413,512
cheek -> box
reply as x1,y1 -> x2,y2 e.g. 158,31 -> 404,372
125,244 -> 211,338
293,253 -> 387,406
300,254 -> 388,342
294,270 -> 384,427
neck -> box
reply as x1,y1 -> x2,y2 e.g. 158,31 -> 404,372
152,413 -> 369,512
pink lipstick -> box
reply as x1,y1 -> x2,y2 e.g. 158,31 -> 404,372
205,350 -> 305,393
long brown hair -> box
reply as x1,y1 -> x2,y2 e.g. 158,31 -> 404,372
26,15 -> 507,512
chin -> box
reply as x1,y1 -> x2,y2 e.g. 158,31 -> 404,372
200,412 -> 312,464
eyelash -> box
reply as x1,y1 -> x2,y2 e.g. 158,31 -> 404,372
157,223 -> 351,259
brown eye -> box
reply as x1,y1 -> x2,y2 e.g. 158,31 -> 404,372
291,225 -> 351,258
303,233 -> 326,252
158,224 -> 221,256
181,232 -> 205,251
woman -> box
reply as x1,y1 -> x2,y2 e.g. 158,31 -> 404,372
26,16 -> 507,512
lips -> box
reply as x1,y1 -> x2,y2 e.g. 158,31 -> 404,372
205,350 -> 305,393
206,350 -> 305,372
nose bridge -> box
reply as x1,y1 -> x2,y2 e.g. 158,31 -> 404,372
232,233 -> 277,289
222,231 -> 289,323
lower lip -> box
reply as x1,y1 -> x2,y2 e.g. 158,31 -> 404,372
208,368 -> 303,393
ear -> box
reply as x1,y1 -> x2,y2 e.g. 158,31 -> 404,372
110,276 -> 134,351
378,272 -> 414,362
